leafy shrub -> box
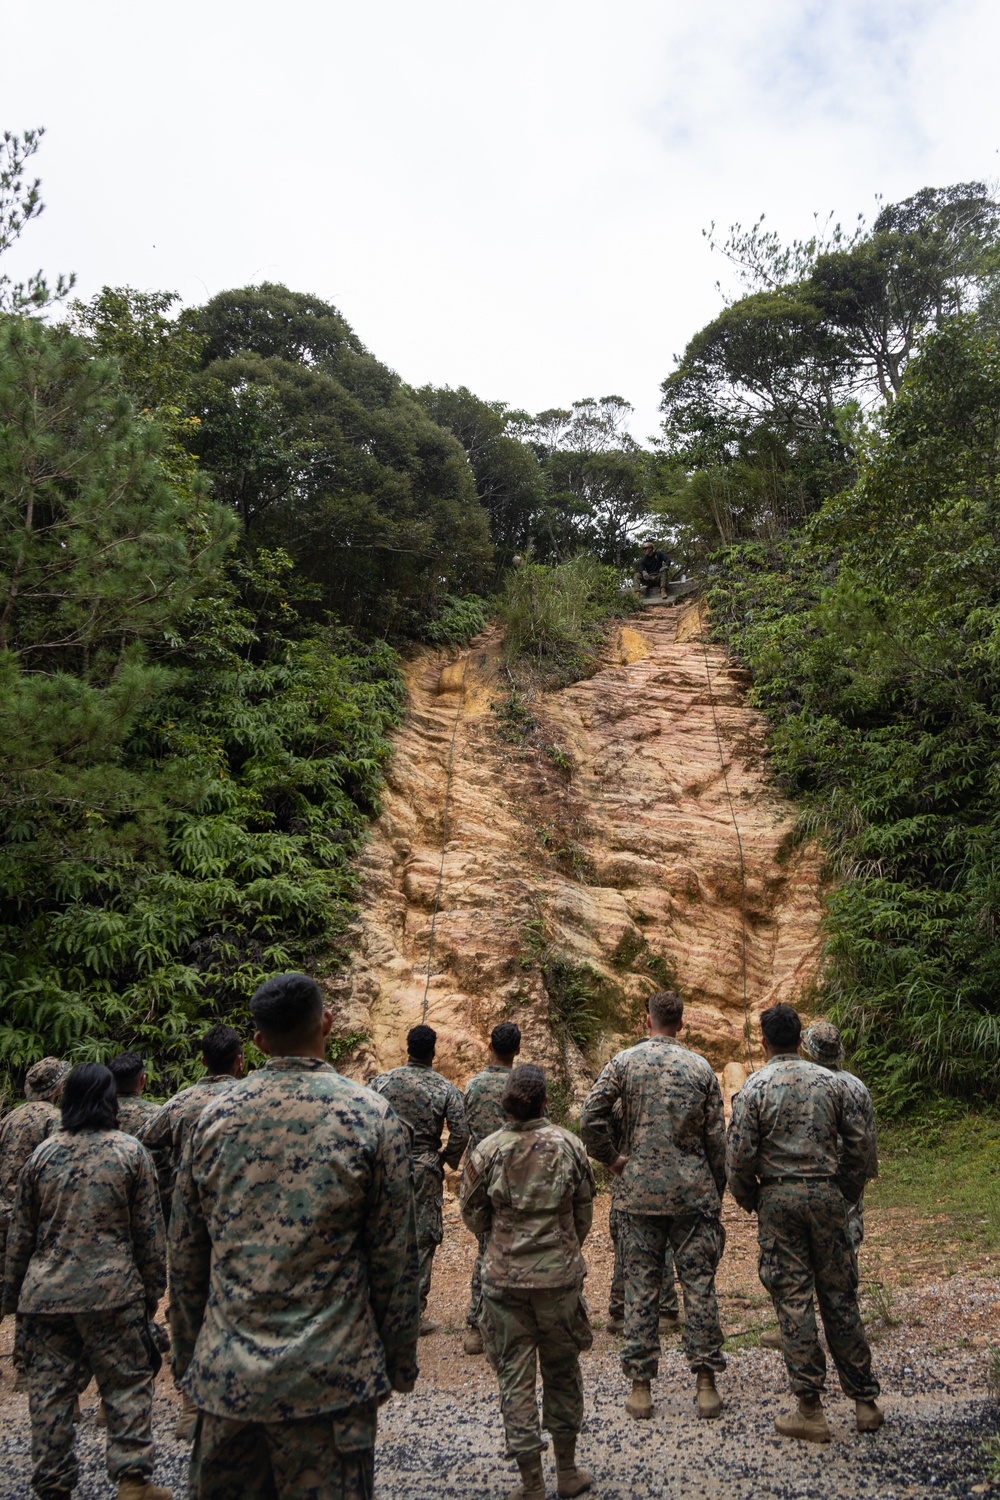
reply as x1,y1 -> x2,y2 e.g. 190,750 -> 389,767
423,594 -> 488,646
497,555 -> 636,687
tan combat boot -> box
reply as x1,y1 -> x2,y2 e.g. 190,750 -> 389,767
508,1453 -> 546,1500
462,1326 -> 484,1355
625,1378 -> 653,1419
117,1477 -> 173,1500
759,1329 -> 782,1350
173,1390 -> 199,1442
95,1399 -> 108,1428
774,1395 -> 831,1444
419,1315 -> 439,1336
606,1314 -> 624,1335
658,1314 -> 682,1335
695,1370 -> 722,1419
553,1436 -> 592,1497
856,1398 -> 885,1432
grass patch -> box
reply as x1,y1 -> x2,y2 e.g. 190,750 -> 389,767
497,555 -> 637,688
868,1111 -> 1000,1251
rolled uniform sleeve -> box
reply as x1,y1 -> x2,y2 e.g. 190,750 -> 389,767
440,1084 -> 470,1170
726,1088 -> 761,1213
168,1129 -> 213,1383
363,1109 -> 421,1392
704,1074 -> 727,1198
579,1057 -> 623,1168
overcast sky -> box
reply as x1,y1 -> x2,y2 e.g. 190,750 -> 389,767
3,0 -> 999,439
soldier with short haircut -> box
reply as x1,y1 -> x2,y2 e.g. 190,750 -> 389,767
461,1064 -> 594,1500
169,972 -> 419,1500
3,1063 -> 170,1500
108,1053 -> 159,1137
462,1021 -> 522,1355
580,990 -> 727,1422
0,1058 -> 69,1390
370,1023 -> 470,1335
727,1003 -> 882,1442
138,1025 -> 244,1443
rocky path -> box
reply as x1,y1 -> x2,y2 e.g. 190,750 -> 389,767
330,601 -> 826,1095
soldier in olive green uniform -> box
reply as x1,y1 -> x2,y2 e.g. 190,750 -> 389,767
581,991 -> 727,1422
370,1023 -> 470,1334
727,1003 -> 882,1443
169,972 -> 420,1500
461,1064 -> 594,1500
0,1058 -> 68,1389
3,1063 -> 170,1500
109,1052 -> 160,1138
461,1021 -> 521,1354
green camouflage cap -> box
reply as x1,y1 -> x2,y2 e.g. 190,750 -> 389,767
801,1023 -> 844,1068
25,1056 -> 70,1101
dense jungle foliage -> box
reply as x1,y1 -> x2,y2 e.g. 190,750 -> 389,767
657,185 -> 1000,1109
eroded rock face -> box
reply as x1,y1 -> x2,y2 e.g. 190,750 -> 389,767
328,602 -> 826,1102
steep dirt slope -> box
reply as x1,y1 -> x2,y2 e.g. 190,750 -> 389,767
329,600 -> 825,1101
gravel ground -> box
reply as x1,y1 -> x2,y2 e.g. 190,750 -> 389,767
3,1200 -> 999,1500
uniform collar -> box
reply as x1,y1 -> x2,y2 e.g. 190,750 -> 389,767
262,1056 -> 334,1073
510,1116 -> 547,1131
407,1058 -> 433,1070
486,1063 -> 513,1072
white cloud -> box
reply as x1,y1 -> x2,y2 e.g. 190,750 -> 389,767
2,0 -> 999,442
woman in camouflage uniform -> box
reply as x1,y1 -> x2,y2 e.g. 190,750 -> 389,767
2,1063 -> 170,1500
460,1064 -> 595,1500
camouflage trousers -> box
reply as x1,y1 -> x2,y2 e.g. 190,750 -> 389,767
480,1286 -> 593,1458
466,1231 -> 489,1327
22,1302 -> 157,1496
621,1211 -> 726,1379
608,1206 -> 678,1322
190,1402 -> 377,1500
848,1196 -> 865,1257
413,1160 -> 444,1315
757,1181 -> 879,1400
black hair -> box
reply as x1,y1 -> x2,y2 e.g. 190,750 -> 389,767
108,1051 -> 144,1091
502,1064 -> 547,1121
648,991 -> 684,1028
250,972 -> 324,1040
61,1064 -> 118,1133
760,1003 -> 802,1050
407,1024 -> 437,1062
201,1024 -> 243,1073
491,1022 -> 522,1059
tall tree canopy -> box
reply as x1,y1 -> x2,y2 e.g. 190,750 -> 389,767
185,284 -> 493,635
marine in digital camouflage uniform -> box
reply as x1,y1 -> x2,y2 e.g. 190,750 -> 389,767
607,1094 -> 679,1332
580,991 -> 727,1420
138,1026 -> 244,1224
0,1058 -> 69,1386
2,1062 -> 170,1500
727,1003 -> 882,1442
461,1064 -> 594,1500
462,1022 -> 521,1350
370,1023 -> 469,1332
800,1022 -> 878,1257
109,1052 -> 160,1139
170,972 -> 420,1500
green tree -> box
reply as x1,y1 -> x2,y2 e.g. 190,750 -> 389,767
0,127 -> 73,312
185,284 -> 493,636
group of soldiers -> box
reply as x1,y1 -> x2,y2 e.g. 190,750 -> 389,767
0,974 -> 881,1500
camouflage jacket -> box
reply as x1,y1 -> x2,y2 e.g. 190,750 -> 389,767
370,1061 -> 470,1172
169,1056 -> 420,1421
138,1075 -> 237,1220
115,1095 -> 160,1138
460,1117 -> 594,1291
726,1054 -> 870,1212
0,1101 -> 60,1228
580,1037 -> 726,1216
463,1065 -> 513,1150
2,1128 -> 166,1316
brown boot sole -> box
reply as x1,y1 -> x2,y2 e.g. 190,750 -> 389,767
557,1471 -> 592,1498
625,1396 -> 653,1419
774,1416 -> 831,1444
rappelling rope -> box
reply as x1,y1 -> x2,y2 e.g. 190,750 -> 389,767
421,669 -> 465,1024
696,598 -> 754,1072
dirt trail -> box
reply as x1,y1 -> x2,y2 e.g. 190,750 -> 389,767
330,600 -> 826,1097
